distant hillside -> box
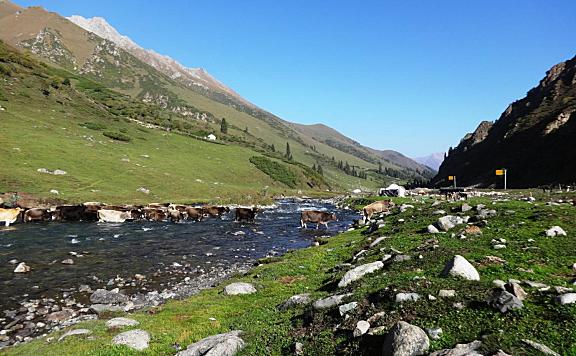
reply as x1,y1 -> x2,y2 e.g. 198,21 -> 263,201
414,152 -> 444,171
433,55 -> 576,188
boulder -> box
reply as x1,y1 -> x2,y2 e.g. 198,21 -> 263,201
429,340 -> 483,356
112,329 -> 150,351
354,320 -> 370,337
278,294 -> 311,310
223,282 -> 256,296
504,282 -> 527,301
13,262 -> 31,273
545,226 -> 567,237
58,329 -> 91,342
436,216 -> 464,231
176,330 -> 245,356
556,293 -> 576,305
338,261 -> 384,287
313,293 -> 351,310
382,321 -> 429,356
487,289 -> 523,313
90,289 -> 128,304
441,255 -> 480,281
106,317 -> 139,329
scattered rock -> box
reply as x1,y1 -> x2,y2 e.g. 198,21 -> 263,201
493,244 -> 506,250
58,329 -> 91,342
137,187 -> 150,194
382,321 -> 429,356
436,216 -> 465,232
13,262 -> 31,273
338,261 -> 384,288
46,309 -> 74,322
176,330 -> 245,356
464,225 -> 482,235
555,293 -> 576,305
545,226 -> 567,237
522,339 -> 560,356
354,320 -> 370,337
369,236 -> 388,248
61,259 -> 74,265
278,294 -> 311,310
395,293 -> 421,303
487,289 -> 523,313
106,317 -> 139,329
461,203 -> 472,212
223,282 -> 256,295
438,290 -> 456,298
426,327 -> 443,340
482,256 -> 506,265
523,280 -> 549,289
90,289 -> 128,304
339,302 -> 358,316
313,293 -> 351,310
493,350 -> 512,356
504,282 -> 527,301
441,255 -> 480,281
90,304 -> 124,314
112,329 -> 150,351
429,340 -> 482,356
427,225 -> 440,234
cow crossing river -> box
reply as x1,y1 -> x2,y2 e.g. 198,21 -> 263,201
0,199 -> 358,320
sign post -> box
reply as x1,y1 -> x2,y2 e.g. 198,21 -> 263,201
495,169 -> 507,190
448,175 -> 456,188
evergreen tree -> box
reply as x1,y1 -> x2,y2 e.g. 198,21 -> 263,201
220,118 -> 228,134
271,144 -> 275,152
378,162 -> 382,174
318,165 -> 323,175
285,142 -> 292,160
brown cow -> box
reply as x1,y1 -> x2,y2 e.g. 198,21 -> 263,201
168,209 -> 182,223
185,207 -> 205,222
300,210 -> 337,229
363,200 -> 395,221
54,205 -> 85,221
235,207 -> 258,222
204,206 -> 230,218
24,208 -> 52,222
143,208 -> 167,222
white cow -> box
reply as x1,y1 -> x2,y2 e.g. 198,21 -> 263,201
0,208 -> 23,226
97,209 -> 132,223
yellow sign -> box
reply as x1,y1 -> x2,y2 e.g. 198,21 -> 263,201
448,176 -> 455,181
495,169 -> 505,176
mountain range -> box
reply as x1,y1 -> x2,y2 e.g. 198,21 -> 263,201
413,152 -> 444,171
433,55 -> 576,188
0,0 -> 434,202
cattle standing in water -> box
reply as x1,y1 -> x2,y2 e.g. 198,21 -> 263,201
24,208 -> 52,222
185,207 -> 205,222
0,208 -> 23,226
363,200 -> 395,222
98,209 -> 132,223
235,207 -> 258,222
204,206 -> 230,218
53,205 -> 85,221
82,202 -> 102,222
143,208 -> 167,222
168,209 -> 182,223
300,210 -> 337,229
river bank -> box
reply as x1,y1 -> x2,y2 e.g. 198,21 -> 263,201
3,193 -> 576,355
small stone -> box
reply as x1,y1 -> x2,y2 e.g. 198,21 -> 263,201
504,282 -> 527,301
14,262 -> 31,273
134,274 -> 146,281
313,294 -> 351,310
89,289 -> 128,304
367,311 -> 386,324
112,329 -> 150,351
426,327 -> 443,340
556,293 -> 576,305
493,244 -> 506,250
338,261 -> 384,288
223,282 -> 256,295
395,292 -> 421,303
61,259 -> 74,265
438,289 -> 456,298
545,226 -> 567,237
106,317 -> 139,329
294,342 -> 304,355
338,302 -> 358,316
492,279 -> 506,289
428,294 -> 437,301
58,329 -> 91,342
522,339 -> 560,356
487,289 -> 523,313
442,255 -> 480,281
429,340 -> 482,356
427,224 -> 440,234
46,309 -> 74,322
278,294 -> 311,310
353,320 -> 370,337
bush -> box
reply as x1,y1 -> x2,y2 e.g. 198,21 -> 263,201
80,122 -> 106,130
103,131 -> 131,142
249,156 -> 297,188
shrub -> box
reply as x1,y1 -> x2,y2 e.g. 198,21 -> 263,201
103,131 -> 131,142
80,122 -> 106,130
249,156 -> 297,188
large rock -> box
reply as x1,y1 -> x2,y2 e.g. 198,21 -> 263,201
441,255 -> 480,281
223,282 -> 256,295
112,329 -> 150,351
338,261 -> 384,287
278,294 -> 311,310
429,340 -> 482,356
436,216 -> 464,232
556,293 -> 576,305
382,321 -> 429,356
90,289 -> 128,304
176,330 -> 245,356
106,317 -> 139,329
58,329 -> 92,342
487,289 -> 523,313
545,226 -> 567,237
313,293 -> 351,310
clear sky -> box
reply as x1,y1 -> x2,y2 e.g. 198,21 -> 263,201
15,0 -> 576,157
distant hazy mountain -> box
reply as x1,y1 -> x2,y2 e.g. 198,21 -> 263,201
413,152 -> 444,171
433,55 -> 576,188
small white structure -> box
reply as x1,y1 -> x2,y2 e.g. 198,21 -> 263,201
206,134 -> 217,141
379,183 -> 406,197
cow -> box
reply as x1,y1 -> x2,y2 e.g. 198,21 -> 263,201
185,207 -> 205,222
363,200 -> 395,222
82,202 -> 103,221
0,208 -> 23,226
53,205 -> 85,221
204,206 -> 230,218
24,208 -> 52,222
167,209 -> 182,223
98,209 -> 132,223
300,210 -> 337,229
143,208 -> 167,222
235,207 -> 259,222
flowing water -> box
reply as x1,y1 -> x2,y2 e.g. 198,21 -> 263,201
0,199 -> 358,314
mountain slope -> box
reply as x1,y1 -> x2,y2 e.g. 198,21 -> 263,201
413,152 -> 444,171
433,55 -> 576,188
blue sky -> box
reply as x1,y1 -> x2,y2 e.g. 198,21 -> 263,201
16,0 -> 576,157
